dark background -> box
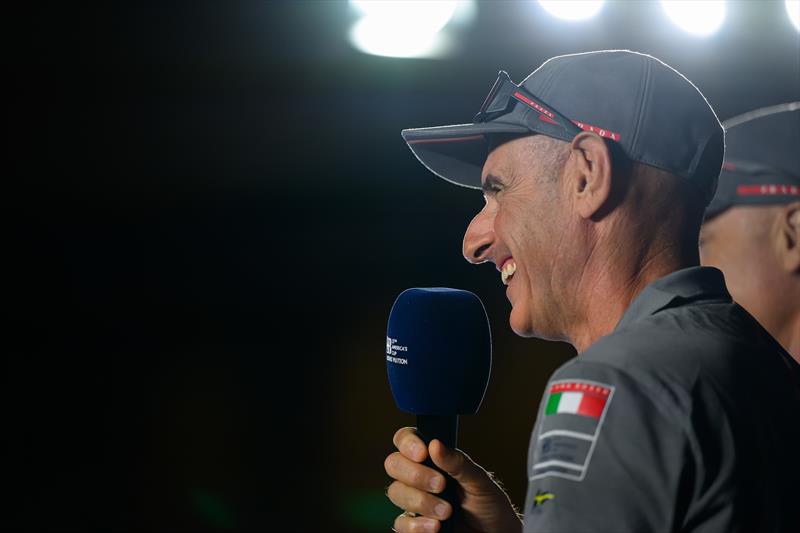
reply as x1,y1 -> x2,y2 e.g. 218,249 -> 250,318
6,1 -> 799,531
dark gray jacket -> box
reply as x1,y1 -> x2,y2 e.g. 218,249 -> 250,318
524,267 -> 800,533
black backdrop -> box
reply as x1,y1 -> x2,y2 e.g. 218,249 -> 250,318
6,2 -> 799,531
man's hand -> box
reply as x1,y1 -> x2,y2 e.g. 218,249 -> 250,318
384,427 -> 523,533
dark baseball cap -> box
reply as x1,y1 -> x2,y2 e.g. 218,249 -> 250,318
402,50 -> 724,204
704,103 -> 800,221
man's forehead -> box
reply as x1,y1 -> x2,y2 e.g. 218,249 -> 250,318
481,137 -> 524,183
481,150 -> 508,185
702,205 -> 775,238
481,134 -> 552,185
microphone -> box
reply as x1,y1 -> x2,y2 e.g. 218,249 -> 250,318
386,288 -> 492,532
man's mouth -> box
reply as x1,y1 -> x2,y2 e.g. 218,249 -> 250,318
501,259 -> 517,285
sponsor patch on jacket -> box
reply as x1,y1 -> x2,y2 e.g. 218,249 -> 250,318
530,379 -> 614,482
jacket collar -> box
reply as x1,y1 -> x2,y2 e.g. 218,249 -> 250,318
614,266 -> 731,332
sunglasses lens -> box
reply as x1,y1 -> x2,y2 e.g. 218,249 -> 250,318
477,79 -> 502,118
476,76 -> 514,122
485,82 -> 514,114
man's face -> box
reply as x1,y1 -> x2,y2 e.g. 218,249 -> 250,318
700,205 -> 779,318
462,136 -> 571,339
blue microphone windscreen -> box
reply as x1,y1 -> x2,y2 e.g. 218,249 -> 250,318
386,288 -> 492,415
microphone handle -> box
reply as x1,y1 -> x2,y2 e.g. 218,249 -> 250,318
416,414 -> 459,533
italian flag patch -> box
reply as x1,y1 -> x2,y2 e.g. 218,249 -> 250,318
545,381 -> 611,419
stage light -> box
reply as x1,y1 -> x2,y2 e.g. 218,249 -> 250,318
349,0 -> 459,58
661,1 -> 726,36
537,1 -> 604,21
787,1 -> 800,31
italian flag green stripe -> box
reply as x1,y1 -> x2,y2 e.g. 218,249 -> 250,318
545,392 -> 564,415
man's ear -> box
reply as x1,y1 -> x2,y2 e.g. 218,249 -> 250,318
776,202 -> 800,273
568,132 -> 614,220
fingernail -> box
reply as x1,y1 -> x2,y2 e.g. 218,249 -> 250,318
435,503 -> 447,519
422,518 -> 437,532
429,476 -> 443,491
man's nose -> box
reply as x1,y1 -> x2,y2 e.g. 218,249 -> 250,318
463,208 -> 495,264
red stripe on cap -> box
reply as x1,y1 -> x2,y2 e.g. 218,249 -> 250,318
737,184 -> 800,196
407,134 -> 484,145
572,121 -> 621,142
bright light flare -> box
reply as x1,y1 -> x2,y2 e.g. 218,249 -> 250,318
537,0 -> 605,21
349,0 -> 459,58
787,1 -> 800,31
661,1 -> 726,36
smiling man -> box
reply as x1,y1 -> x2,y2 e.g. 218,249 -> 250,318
700,103 -> 800,361
383,51 -> 800,533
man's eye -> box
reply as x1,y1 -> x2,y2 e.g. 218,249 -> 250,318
482,179 -> 504,197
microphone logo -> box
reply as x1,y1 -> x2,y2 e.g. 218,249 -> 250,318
386,336 -> 409,365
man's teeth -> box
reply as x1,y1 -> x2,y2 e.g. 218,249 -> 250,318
501,261 -> 517,285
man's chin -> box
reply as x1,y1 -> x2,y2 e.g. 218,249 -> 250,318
509,307 -> 538,338
509,306 -> 557,340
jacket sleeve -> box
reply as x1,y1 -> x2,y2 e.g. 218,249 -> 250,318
522,360 -> 693,533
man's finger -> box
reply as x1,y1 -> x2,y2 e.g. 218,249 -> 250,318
429,439 -> 494,494
393,427 -> 427,462
385,452 -> 446,493
393,512 -> 441,533
387,481 -> 452,521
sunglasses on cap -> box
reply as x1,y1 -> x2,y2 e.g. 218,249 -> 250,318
473,70 -> 584,140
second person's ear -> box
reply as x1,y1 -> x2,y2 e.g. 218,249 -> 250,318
776,202 -> 800,273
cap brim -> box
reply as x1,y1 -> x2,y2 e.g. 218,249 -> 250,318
401,122 -> 529,189
704,161 -> 800,222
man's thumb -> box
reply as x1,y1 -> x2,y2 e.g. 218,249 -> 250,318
429,439 -> 492,493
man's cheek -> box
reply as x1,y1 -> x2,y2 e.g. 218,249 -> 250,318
699,245 -> 722,270
698,247 -> 712,267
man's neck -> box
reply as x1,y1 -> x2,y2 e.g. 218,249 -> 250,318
566,240 -> 697,353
